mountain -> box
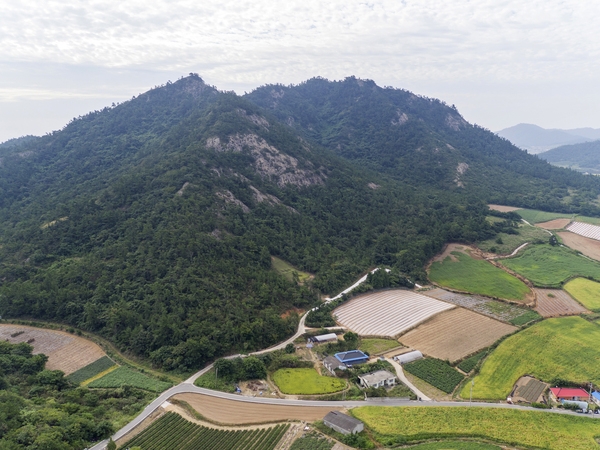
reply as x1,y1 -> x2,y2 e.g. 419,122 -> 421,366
0,75 -> 499,371
538,140 -> 600,174
496,123 -> 596,153
246,77 -> 600,213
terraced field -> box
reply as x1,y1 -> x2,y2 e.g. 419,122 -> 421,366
536,218 -> 571,229
399,308 -> 517,363
564,278 -> 600,311
558,231 -> 600,261
0,325 -> 106,375
333,290 -> 454,337
567,221 -> 600,240
533,288 -> 588,317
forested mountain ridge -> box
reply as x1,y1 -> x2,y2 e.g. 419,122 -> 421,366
0,75 -> 495,371
246,77 -> 600,214
538,140 -> 600,174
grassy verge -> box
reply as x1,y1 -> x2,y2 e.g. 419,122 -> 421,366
429,251 -> 529,301
359,338 -> 402,355
501,244 -> 600,287
509,309 -> 541,326
88,366 -> 172,392
464,316 -> 600,399
407,441 -> 501,449
515,209 -> 573,224
477,223 -> 548,254
564,277 -> 600,311
271,368 -> 346,395
352,406 -> 600,450
193,368 -> 236,393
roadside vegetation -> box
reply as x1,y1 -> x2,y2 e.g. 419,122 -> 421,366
564,277 -> 600,311
501,244 -> 600,287
429,251 -> 530,301
403,358 -> 464,394
352,406 -> 600,450
88,367 -> 172,392
407,442 -> 501,449
272,368 -> 346,395
465,317 -> 600,399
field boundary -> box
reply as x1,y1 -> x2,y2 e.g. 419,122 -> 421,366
82,365 -> 119,386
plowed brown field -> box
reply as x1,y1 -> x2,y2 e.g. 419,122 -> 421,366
171,393 -> 342,424
488,205 -> 522,212
558,232 -> 600,261
533,289 -> 588,318
537,219 -> 571,229
0,325 -> 106,375
399,308 -> 517,363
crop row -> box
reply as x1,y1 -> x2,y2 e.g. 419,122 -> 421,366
289,431 -> 333,450
119,412 -> 289,450
457,351 -> 486,374
88,366 -> 172,392
404,358 -> 464,393
66,356 -> 116,385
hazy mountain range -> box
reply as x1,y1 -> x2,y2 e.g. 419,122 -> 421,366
496,123 -> 600,154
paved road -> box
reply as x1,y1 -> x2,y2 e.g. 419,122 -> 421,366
388,359 -> 431,401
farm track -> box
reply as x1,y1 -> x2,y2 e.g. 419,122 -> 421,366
399,308 -> 517,363
0,324 -> 106,375
533,288 -> 589,318
333,290 -> 454,337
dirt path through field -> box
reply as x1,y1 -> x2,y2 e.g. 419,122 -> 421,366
558,231 -> 600,261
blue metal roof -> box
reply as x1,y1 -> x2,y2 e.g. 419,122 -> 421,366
335,350 -> 369,363
592,391 -> 600,400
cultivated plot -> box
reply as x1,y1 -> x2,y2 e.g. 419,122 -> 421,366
536,218 -> 571,229
487,204 -> 522,212
564,278 -> 600,311
399,308 -> 517,363
0,325 -> 105,375
558,231 -> 600,261
333,290 -> 454,337
533,288 -> 588,318
566,221 -> 600,241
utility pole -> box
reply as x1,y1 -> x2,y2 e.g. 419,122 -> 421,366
470,380 -> 474,407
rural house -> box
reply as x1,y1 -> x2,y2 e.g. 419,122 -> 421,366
358,370 -> 397,389
309,333 -> 338,344
323,411 -> 364,435
323,356 -> 346,375
592,391 -> 600,406
334,350 -> 369,367
549,387 -> 589,402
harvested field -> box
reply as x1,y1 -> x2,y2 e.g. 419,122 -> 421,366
399,308 -> 517,363
566,221 -> 600,241
537,218 -> 571,229
558,231 -> 600,261
422,288 -> 533,324
533,288 -> 588,317
333,290 -> 454,337
0,325 -> 105,375
511,376 -> 547,404
488,204 -> 521,212
171,393 -> 342,424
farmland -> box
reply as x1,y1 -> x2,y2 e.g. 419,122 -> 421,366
289,432 -> 333,450
564,278 -> 600,310
119,412 -> 289,450
464,317 -> 600,400
403,358 -> 464,393
536,218 -> 571,229
422,288 -> 539,325
501,244 -> 600,287
428,251 -> 530,301
88,367 -> 172,392
66,356 -> 116,385
271,256 -> 311,283
359,338 -> 402,355
332,290 -> 454,337
408,442 -> 500,450
476,223 -> 548,254
457,351 -> 486,374
172,393 -> 341,424
487,205 -> 521,212
352,406 -> 600,450
566,221 -> 600,240
0,324 -> 106,375
271,368 -> 346,395
558,231 -> 600,261
532,288 -> 588,317
515,208 -> 573,224
399,308 -> 516,363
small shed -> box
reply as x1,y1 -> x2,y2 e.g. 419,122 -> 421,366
394,350 -> 423,365
310,333 -> 338,344
323,356 -> 346,375
323,411 -> 364,435
358,370 -> 397,389
334,350 -> 369,367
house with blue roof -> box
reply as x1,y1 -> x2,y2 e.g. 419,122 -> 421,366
591,391 -> 600,406
334,350 -> 369,367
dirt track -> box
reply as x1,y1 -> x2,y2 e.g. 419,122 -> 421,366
399,308 -> 516,363
171,393 -> 342,424
537,219 -> 571,229
558,231 -> 600,261
488,204 -> 522,212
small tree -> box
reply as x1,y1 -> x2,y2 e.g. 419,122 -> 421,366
285,343 -> 295,354
107,438 -> 117,450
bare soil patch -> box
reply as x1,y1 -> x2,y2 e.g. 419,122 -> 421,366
537,218 -> 571,230
432,244 -> 473,263
488,204 -> 522,212
511,376 -> 548,404
0,325 -> 106,375
171,393 -> 341,424
558,231 -> 600,261
533,289 -> 588,318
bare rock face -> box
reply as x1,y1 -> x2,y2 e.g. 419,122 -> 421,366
446,113 -> 468,131
454,162 -> 469,187
216,190 -> 250,213
236,109 -> 269,129
391,110 -> 409,126
206,134 -> 326,187
250,185 -> 298,214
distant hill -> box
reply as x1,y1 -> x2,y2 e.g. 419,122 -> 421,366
538,140 -> 600,174
0,135 -> 40,150
496,123 -> 594,154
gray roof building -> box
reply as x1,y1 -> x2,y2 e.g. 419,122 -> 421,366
323,356 -> 346,375
310,333 -> 338,343
358,370 -> 397,389
323,411 -> 364,435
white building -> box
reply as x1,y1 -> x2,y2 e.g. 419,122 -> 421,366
394,350 -> 423,365
358,370 -> 397,389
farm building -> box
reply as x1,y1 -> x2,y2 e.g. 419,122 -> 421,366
549,387 -> 589,402
323,411 -> 364,435
309,333 -> 338,344
358,370 -> 397,389
323,356 -> 346,375
511,377 -> 547,404
334,350 -> 369,367
592,391 -> 600,406
394,350 -> 423,365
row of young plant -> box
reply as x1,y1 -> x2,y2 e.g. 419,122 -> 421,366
119,412 -> 289,450
403,358 -> 464,394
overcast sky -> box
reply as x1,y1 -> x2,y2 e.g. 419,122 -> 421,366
1,0 -> 599,142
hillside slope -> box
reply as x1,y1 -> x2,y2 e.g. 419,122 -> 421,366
496,123 -> 591,153
538,140 -> 600,174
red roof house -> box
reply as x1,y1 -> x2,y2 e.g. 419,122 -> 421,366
550,387 -> 589,402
